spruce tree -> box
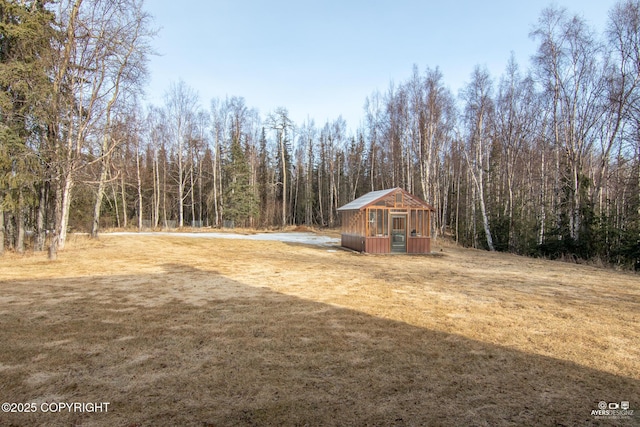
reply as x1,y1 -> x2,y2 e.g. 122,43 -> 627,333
223,136 -> 257,227
257,128 -> 269,226
0,0 -> 55,253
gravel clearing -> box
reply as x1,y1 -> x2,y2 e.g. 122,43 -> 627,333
106,231 -> 340,246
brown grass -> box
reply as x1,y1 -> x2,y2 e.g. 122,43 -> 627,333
0,233 -> 638,426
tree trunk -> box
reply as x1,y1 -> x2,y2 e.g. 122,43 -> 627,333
471,174 -> 477,248
507,173 -> 515,251
190,155 -> 196,226
477,178 -> 495,251
16,191 -> 25,253
464,134 -> 495,250
211,146 -> 219,227
369,144 -> 376,192
136,139 -> 143,230
539,144 -> 546,245
178,136 -> 184,228
198,156 -> 204,225
113,184 -> 120,228
571,162 -> 581,241
162,152 -> 167,228
306,136 -> 313,225
153,150 -> 159,228
475,147 -> 495,251
35,185 -> 46,251
329,157 -> 335,227
280,129 -> 287,227
455,165 -> 460,243
48,176 -> 64,261
121,172 -> 127,228
58,170 -> 73,251
317,164 -> 324,226
0,210 -> 4,256
91,153 -> 110,237
217,143 -> 223,225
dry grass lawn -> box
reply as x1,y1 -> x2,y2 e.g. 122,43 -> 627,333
0,232 -> 638,426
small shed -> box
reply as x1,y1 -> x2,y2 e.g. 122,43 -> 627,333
337,187 -> 435,254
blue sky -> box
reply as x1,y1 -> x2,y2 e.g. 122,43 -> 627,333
143,0 -> 617,131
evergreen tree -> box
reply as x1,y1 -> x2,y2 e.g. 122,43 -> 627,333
223,136 -> 257,227
0,0 -> 55,253
257,127 -> 269,226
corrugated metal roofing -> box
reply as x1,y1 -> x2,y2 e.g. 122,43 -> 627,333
337,188 -> 399,211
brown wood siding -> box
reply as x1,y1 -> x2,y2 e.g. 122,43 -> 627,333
342,235 -> 430,253
341,234 -> 365,252
365,237 -> 390,254
407,237 -> 431,254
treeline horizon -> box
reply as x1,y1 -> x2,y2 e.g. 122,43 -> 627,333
1,0 -> 639,269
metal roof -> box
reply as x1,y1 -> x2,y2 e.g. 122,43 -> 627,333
337,188 -> 399,211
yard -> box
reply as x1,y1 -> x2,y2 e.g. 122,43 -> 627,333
0,232 -> 638,426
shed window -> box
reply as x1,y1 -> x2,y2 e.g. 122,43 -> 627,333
368,209 -> 388,236
410,210 -> 427,237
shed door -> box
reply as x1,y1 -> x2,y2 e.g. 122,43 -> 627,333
391,215 -> 406,253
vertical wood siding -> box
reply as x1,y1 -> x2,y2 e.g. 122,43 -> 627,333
365,237 -> 390,253
407,237 -> 431,254
341,234 -> 365,252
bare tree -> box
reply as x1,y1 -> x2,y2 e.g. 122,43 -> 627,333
164,80 -> 199,228
494,55 -> 540,250
298,119 -> 317,225
364,91 -> 385,191
46,0 -> 154,258
267,107 -> 293,227
194,110 -> 210,226
90,0 -> 154,237
209,98 -> 226,227
408,65 -> 456,236
324,117 -> 347,227
531,5 -> 605,242
461,66 -> 496,251
603,0 -> 640,204
143,105 -> 167,228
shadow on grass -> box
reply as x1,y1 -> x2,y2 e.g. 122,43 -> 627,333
0,264 -> 637,426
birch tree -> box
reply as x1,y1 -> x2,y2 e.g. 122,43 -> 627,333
461,66 -> 496,251
164,80 -> 198,228
531,6 -> 605,245
267,107 -> 292,227
494,55 -> 539,250
90,0 -> 153,237
46,0 -> 154,258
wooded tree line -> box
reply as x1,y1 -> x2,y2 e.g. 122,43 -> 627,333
0,0 -> 153,259
1,0 -> 639,268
